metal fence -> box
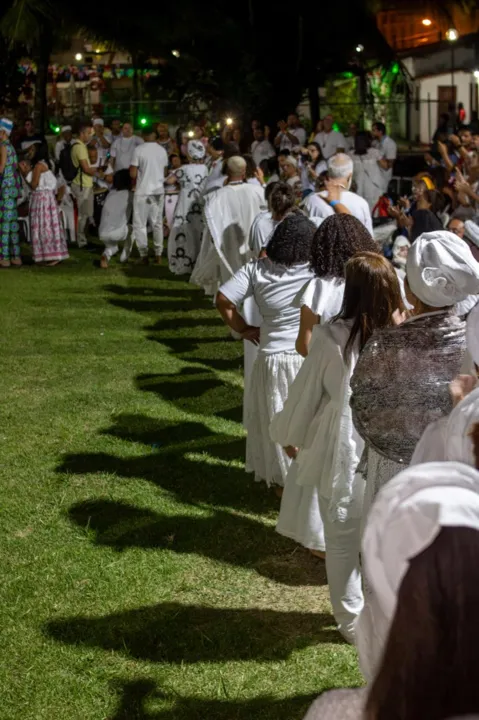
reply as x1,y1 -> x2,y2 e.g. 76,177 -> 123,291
47,99 -> 189,129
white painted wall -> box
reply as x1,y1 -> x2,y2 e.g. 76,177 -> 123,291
418,71 -> 475,143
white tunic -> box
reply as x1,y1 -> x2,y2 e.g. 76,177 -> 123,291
99,189 -> 131,243
249,211 -> 276,256
372,134 -> 397,192
296,276 -> 345,322
351,148 -> 385,211
313,130 -> 347,160
302,191 -> 373,235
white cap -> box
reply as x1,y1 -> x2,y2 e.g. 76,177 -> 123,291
93,118 -> 104,126
61,125 -> 72,133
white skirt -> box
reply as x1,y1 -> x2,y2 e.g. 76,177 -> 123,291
361,447 -> 404,534
245,350 -> 303,487
276,461 -> 326,551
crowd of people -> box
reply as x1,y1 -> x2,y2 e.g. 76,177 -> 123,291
3,108 -> 479,718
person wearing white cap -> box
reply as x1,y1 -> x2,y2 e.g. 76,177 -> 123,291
302,153 -> 373,235
54,126 -> 72,164
88,118 -> 112,163
280,155 -> 301,200
130,126 -> 168,264
0,118 -> 22,267
165,139 -> 208,275
304,462 -> 479,719
351,231 -> 479,523
271,252 -> 404,642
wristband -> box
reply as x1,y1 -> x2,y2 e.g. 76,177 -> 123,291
330,200 -> 340,207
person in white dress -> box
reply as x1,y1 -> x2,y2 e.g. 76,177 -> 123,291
302,154 -> 373,234
298,142 -> 327,195
313,114 -> 346,160
110,123 -> 144,171
166,140 -> 208,275
271,252 -> 403,641
295,214 -> 378,357
351,231 -> 479,526
350,131 -> 385,212
306,461 -> 479,719
216,213 -> 316,489
99,169 -> 134,268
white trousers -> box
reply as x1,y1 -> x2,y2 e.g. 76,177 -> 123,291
102,229 -> 134,261
133,193 -> 165,257
71,185 -> 93,247
318,494 -> 363,643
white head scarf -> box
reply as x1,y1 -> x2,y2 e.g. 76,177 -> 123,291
406,231 -> 479,307
392,236 -> 410,268
445,387 -> 479,466
467,302 -> 479,365
187,139 -> 205,161
93,118 -> 104,126
356,461 -> 479,681
0,118 -> 13,136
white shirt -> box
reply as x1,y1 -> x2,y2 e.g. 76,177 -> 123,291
249,211 -> 276,255
372,134 -> 397,189
220,258 -> 313,354
111,135 -> 144,171
130,142 -> 168,195
276,126 -> 307,151
251,139 -> 276,167
27,165 -> 57,192
300,158 -> 328,193
296,277 -> 345,323
313,130 -> 346,160
99,188 -> 131,242
302,190 -> 373,235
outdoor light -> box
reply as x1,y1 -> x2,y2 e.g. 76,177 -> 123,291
172,49 -> 180,58
75,53 -> 83,61
446,28 -> 459,41
356,44 -> 364,53
422,18 -> 432,26
225,117 -> 234,126
54,126 -> 61,133
95,48 -> 101,54
474,70 -> 479,79
188,130 -> 194,138
216,122 -> 221,129
140,117 -> 148,126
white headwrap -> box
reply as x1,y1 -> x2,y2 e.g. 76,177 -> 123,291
467,302 -> 479,366
392,236 -> 410,268
92,118 -> 104,126
356,461 -> 479,681
445,387 -> 479,466
0,118 -> 13,136
21,139 -> 42,151
61,125 -> 72,133
465,220 -> 479,249
406,231 -> 479,307
187,139 -> 205,160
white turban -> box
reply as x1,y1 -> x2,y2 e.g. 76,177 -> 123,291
187,139 -> 205,160
406,231 -> 479,307
465,220 -> 479,249
445,387 -> 479,466
467,301 -> 479,366
0,118 -> 13,136
283,155 -> 298,169
61,125 -> 72,133
92,118 -> 104,126
356,461 -> 479,681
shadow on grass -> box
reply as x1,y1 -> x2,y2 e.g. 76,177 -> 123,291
135,370 -> 243,416
45,602 -> 340,664
104,284 -> 203,299
109,679 -> 318,720
67,498 -> 327,586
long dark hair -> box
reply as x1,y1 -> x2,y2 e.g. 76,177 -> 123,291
310,215 -> 378,279
366,527 -> 479,720
337,251 -> 404,359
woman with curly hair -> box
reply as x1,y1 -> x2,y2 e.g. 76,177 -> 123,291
296,214 -> 378,356
271,253 -> 404,641
216,213 -> 316,490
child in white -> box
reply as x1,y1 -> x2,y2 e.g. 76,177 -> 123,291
100,169 -> 133,268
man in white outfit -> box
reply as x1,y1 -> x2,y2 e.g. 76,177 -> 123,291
130,127 -> 168,264
314,114 -> 346,160
111,122 -> 143,171
371,121 -> 397,194
302,153 -> 373,235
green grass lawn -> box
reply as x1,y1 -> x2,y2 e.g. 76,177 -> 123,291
0,246 -> 361,719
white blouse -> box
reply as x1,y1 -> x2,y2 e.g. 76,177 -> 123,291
296,276 -> 345,323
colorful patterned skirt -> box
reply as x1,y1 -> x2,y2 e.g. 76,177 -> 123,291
30,190 -> 69,264
0,186 -> 20,261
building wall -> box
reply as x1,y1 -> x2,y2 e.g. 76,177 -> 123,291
418,71 -> 473,143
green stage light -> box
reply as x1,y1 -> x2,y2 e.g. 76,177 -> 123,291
140,117 -> 148,126
53,126 -> 61,133
392,62 -> 400,74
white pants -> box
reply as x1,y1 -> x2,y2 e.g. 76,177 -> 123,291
319,494 -> 363,643
102,229 -> 134,261
71,184 -> 93,247
133,193 -> 165,257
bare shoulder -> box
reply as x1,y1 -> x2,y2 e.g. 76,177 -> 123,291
303,688 -> 366,720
